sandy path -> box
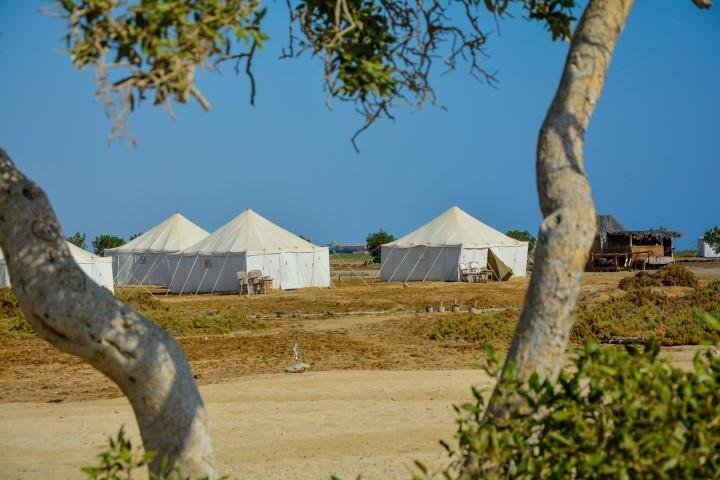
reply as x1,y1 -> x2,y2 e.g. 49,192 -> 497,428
0,369 -> 492,480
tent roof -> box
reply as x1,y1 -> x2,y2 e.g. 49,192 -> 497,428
385,206 -> 527,249
105,213 -> 209,253
179,209 -> 321,255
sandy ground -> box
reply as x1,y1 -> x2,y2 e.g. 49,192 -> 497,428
0,370 -> 491,480
0,263 -> 716,479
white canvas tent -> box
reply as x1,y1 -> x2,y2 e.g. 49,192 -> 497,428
0,242 -> 114,292
168,209 -> 330,294
105,213 -> 209,286
380,206 -> 528,282
698,238 -> 720,258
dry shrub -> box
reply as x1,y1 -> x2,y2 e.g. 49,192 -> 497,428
655,263 -> 698,287
619,264 -> 697,291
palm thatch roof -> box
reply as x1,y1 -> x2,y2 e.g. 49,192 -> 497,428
596,214 -> 625,237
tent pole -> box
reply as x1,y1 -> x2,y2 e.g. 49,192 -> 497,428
387,247 -> 413,283
422,245 -> 446,282
166,253 -> 183,296
210,253 -> 231,295
404,246 -> 427,282
194,253 -> 214,295
178,254 -> 200,296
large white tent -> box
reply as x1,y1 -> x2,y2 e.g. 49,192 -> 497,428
0,242 -> 115,292
380,206 -> 528,282
105,213 -> 209,286
168,209 -> 330,294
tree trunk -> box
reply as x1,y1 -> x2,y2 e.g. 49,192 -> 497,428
501,0 -> 635,383
0,149 -> 217,478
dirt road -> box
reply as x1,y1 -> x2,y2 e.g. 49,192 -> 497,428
0,369 -> 491,480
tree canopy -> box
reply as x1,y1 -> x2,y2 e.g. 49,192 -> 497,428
66,231 -> 87,250
366,229 -> 395,263
704,226 -> 720,254
56,0 -> 576,147
91,234 -> 125,255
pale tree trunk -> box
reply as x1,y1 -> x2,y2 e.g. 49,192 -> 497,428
500,0 -> 635,384
0,149 -> 216,478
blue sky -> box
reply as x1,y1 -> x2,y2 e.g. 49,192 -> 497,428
0,1 -> 718,249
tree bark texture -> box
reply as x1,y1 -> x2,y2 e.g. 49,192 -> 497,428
0,148 -> 217,478
502,0 -> 635,382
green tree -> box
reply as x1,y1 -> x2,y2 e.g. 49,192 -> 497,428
366,230 -> 395,264
129,232 -> 143,241
66,231 -> 87,250
91,235 -> 125,255
704,226 -> 720,254
506,229 -> 536,254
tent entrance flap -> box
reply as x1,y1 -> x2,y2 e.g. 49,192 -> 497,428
487,249 -> 513,281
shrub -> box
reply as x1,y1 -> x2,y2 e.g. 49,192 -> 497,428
434,315 -> 720,480
366,230 -> 396,264
704,226 -> 720,255
618,264 -> 697,291
505,230 -> 536,254
429,313 -> 517,344
655,263 -> 698,287
0,287 -> 34,337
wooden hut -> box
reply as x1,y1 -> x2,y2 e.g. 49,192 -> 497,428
588,215 -> 682,271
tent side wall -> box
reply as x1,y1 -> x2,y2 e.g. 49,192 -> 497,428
489,244 -> 528,277
169,248 -> 331,294
380,245 -> 463,281
168,253 -> 247,294
246,248 -> 330,290
112,251 -> 175,286
1,257 -> 114,292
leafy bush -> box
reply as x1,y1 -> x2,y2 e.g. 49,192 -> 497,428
435,316 -> 720,480
505,230 -> 536,254
82,427 -> 218,480
655,264 -> 698,288
92,234 -> 125,255
618,271 -> 661,290
0,287 -> 34,337
429,282 -> 720,347
66,231 -> 88,249
704,226 -> 720,255
429,312 -> 517,344
366,230 -> 396,263
619,264 -> 697,291
573,281 -> 720,346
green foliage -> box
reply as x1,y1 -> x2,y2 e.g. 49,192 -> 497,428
57,0 -> 268,139
674,249 -> 697,258
365,229 -> 395,263
82,427 -> 220,479
429,312 -> 517,344
655,264 -> 698,288
429,282 -> 720,347
129,232 -> 143,241
505,230 -> 536,254
66,231 -> 88,249
54,0 -> 576,146
704,226 -> 720,254
438,318 -> 720,479
573,281 -> 720,346
619,264 -> 698,291
92,234 -> 126,255
0,288 -> 34,337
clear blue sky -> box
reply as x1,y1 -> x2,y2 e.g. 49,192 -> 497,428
0,2 -> 718,249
